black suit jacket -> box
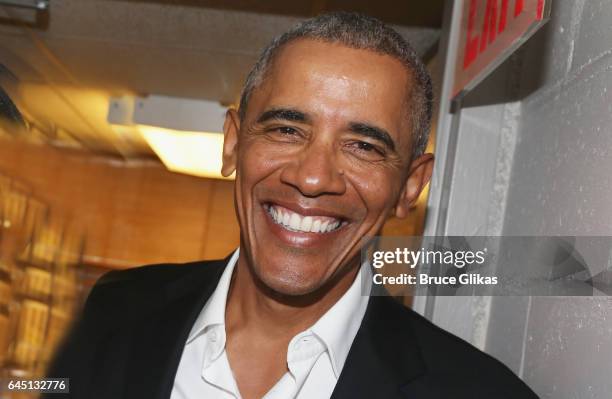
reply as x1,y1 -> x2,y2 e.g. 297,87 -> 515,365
46,255 -> 538,399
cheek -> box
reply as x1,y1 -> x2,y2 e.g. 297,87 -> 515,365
237,139 -> 289,180
349,169 -> 401,217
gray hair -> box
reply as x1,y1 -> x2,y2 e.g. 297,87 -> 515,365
238,11 -> 433,158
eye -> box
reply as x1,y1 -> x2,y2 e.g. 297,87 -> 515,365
356,141 -> 376,151
354,141 -> 384,155
346,140 -> 386,161
262,125 -> 304,143
276,126 -> 298,135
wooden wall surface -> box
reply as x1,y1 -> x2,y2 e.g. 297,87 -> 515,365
0,137 -> 240,268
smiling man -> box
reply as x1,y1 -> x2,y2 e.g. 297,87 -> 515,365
47,12 -> 538,399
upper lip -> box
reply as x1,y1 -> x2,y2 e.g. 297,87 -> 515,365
263,199 -> 349,221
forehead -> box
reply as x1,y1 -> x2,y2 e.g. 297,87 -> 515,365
249,39 -> 414,147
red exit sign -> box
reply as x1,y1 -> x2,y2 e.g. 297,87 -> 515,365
453,0 -> 550,98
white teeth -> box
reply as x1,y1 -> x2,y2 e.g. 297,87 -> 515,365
266,204 -> 342,234
320,220 -> 329,232
328,221 -> 339,232
289,213 -> 301,230
301,216 -> 313,231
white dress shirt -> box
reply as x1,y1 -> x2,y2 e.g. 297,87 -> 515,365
171,249 -> 371,399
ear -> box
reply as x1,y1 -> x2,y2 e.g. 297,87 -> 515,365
221,108 -> 240,177
394,153 -> 434,219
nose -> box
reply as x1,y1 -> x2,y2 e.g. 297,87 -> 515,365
279,141 -> 346,197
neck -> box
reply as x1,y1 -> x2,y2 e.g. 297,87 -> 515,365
225,253 -> 360,340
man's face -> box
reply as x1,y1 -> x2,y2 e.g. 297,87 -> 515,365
223,39 -> 433,296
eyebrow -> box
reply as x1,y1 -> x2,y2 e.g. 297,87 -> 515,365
348,122 -> 396,151
256,108 -> 310,124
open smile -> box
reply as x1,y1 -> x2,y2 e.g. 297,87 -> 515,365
262,202 -> 349,234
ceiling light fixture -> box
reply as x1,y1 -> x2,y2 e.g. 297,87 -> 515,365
0,0 -> 49,10
107,95 -> 233,180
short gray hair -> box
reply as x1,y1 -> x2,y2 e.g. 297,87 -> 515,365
238,11 -> 433,158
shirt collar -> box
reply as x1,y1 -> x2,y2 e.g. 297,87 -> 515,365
186,248 -> 240,343
185,247 -> 373,378
309,262 -> 372,378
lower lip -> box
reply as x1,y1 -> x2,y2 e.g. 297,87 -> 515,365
262,205 -> 345,248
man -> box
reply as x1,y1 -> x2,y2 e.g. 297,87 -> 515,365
47,12 -> 538,399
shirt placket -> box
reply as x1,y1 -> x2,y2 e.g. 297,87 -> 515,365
263,332 -> 325,399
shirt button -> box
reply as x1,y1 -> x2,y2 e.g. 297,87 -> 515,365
209,330 -> 218,342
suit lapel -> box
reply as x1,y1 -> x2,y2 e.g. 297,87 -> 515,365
330,294 -> 428,399
120,258 -> 227,399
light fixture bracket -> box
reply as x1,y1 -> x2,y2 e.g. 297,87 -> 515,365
0,0 -> 49,10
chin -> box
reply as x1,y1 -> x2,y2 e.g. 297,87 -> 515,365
252,257 -> 332,297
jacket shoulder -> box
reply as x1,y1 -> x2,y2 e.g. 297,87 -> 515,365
97,258 -> 224,286
383,297 -> 538,398
45,257 -> 228,390
79,258 -> 227,322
